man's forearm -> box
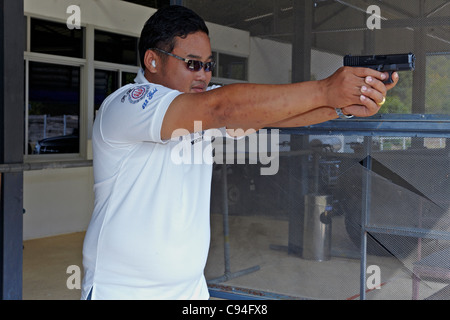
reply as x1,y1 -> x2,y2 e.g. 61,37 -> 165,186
207,81 -> 327,131
267,106 -> 338,128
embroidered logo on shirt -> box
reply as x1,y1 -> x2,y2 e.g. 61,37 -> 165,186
128,85 -> 151,104
141,88 -> 158,110
121,88 -> 133,103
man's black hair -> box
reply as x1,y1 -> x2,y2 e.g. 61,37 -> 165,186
138,5 -> 209,68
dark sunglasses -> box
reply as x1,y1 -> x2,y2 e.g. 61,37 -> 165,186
151,48 -> 216,72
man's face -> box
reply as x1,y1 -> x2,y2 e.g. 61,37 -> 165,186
156,31 -> 213,93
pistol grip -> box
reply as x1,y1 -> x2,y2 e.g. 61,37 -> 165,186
384,71 -> 394,84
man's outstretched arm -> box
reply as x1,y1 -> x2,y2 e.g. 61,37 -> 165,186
161,67 -> 398,140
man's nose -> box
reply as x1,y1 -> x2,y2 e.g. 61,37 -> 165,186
195,68 -> 209,81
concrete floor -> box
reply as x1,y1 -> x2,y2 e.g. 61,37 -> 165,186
23,232 -> 84,300
22,214 -> 448,300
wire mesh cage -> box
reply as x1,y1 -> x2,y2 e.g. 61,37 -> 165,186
206,131 -> 450,300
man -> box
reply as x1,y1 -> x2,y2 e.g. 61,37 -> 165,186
82,5 -> 398,300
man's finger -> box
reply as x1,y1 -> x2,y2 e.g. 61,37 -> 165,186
361,85 -> 385,107
385,72 -> 399,90
349,67 -> 388,82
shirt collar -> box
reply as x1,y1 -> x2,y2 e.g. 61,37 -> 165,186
134,68 -> 149,84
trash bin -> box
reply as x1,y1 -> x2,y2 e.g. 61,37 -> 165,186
302,194 -> 333,261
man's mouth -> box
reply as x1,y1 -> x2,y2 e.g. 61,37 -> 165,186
191,83 -> 207,93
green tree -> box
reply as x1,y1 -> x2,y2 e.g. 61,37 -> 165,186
380,54 -> 450,115
426,55 -> 450,115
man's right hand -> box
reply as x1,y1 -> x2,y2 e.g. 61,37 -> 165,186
320,66 -> 399,118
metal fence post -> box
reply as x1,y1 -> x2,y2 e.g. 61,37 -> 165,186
360,137 -> 373,300
0,0 -> 25,300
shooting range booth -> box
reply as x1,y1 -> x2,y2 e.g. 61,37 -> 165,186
1,0 -> 450,300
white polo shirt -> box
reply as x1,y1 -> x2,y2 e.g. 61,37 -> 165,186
82,70 -> 220,300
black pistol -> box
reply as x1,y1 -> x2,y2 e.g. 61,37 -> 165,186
344,53 -> 415,84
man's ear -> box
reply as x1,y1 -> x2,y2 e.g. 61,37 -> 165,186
144,50 -> 158,73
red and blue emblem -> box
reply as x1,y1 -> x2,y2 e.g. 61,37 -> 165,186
128,85 -> 151,104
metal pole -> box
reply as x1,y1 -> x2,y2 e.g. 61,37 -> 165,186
222,164 -> 231,275
287,0 -> 313,256
0,0 -> 25,300
292,0 -> 312,83
411,0 -> 426,149
360,138 -> 373,300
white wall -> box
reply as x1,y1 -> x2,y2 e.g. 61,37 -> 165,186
208,23 -> 250,57
249,37 -> 292,84
248,37 -> 343,84
311,50 -> 343,80
23,167 -> 94,240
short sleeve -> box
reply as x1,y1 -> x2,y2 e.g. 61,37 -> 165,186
98,83 -> 183,145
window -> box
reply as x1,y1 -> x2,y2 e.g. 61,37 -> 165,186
122,71 -> 137,86
30,18 -> 84,58
94,70 -> 137,117
218,53 -> 248,81
93,28 -> 139,115
27,18 -> 84,155
95,30 -> 138,66
212,52 -> 248,82
95,70 -> 119,115
28,62 -> 81,154
25,14 -> 140,157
